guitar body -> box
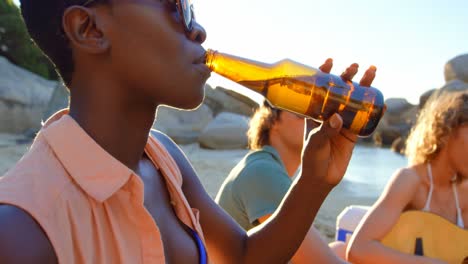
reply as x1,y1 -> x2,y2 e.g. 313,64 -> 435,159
381,211 -> 468,264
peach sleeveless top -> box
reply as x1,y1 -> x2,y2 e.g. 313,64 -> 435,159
0,110 -> 208,263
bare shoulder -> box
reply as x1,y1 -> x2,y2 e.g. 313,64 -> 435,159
150,129 -> 188,165
385,167 -> 422,193
150,129 -> 199,181
373,166 -> 422,209
150,129 -> 211,200
0,205 -> 57,264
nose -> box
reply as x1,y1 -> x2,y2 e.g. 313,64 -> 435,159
187,21 -> 207,44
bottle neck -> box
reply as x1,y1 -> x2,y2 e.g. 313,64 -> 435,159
205,49 -> 217,71
204,49 -> 275,84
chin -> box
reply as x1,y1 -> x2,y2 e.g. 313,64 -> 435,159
185,84 -> 206,109
176,92 -> 205,110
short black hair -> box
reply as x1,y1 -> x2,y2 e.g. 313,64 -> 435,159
19,0 -> 104,85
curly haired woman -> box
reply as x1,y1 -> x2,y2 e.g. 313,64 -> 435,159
347,90 -> 468,264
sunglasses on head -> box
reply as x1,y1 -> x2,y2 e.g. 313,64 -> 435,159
81,0 -> 195,32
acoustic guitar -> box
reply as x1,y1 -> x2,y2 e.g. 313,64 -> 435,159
381,211 -> 468,264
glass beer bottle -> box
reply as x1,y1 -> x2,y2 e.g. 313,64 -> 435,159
205,49 -> 385,137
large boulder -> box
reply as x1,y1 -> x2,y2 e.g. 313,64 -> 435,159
373,98 -> 418,147
43,82 -> 69,120
0,56 -> 56,133
391,136 -> 406,155
199,112 -> 250,150
445,54 -> 468,83
419,88 -> 437,109
153,104 -> 214,145
379,98 -> 416,127
373,122 -> 409,147
440,79 -> 468,92
419,80 -> 468,110
204,84 -> 258,116
384,98 -> 414,115
393,81 -> 468,152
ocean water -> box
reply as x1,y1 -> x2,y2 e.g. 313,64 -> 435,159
343,145 -> 408,198
316,145 -> 408,225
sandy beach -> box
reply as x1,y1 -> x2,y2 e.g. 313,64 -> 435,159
0,133 -> 377,242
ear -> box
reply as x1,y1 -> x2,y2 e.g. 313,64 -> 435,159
62,6 -> 110,54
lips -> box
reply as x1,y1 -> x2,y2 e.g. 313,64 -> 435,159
193,51 -> 206,65
192,50 -> 211,79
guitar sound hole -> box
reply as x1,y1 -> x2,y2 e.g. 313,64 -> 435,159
463,256 -> 468,264
414,238 -> 424,256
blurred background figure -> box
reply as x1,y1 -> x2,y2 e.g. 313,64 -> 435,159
216,101 -> 346,263
347,91 -> 468,264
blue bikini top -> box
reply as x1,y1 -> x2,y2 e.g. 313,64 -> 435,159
189,228 -> 207,264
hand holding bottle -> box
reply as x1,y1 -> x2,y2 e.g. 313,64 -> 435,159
301,60 -> 377,187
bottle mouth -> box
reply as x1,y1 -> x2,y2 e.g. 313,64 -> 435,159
204,49 -> 217,71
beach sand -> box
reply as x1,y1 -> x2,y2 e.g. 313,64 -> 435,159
0,133 -> 375,242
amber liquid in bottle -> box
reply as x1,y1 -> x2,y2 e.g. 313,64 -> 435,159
205,49 -> 385,137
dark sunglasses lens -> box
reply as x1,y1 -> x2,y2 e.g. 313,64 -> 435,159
180,0 -> 192,30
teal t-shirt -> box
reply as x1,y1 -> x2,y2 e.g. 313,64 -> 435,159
215,145 -> 292,230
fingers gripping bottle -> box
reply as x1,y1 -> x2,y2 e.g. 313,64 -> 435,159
205,50 -> 385,137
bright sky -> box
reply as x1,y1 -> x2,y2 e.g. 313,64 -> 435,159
14,0 -> 468,104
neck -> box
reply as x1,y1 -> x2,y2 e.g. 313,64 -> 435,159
68,72 -> 157,172
430,150 -> 457,186
270,139 -> 301,177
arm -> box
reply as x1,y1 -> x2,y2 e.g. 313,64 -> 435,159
0,205 -> 58,264
228,157 -> 344,263
241,163 -> 344,264
346,169 -> 446,264
153,112 -> 352,264
154,61 -> 375,263
258,214 -> 345,264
